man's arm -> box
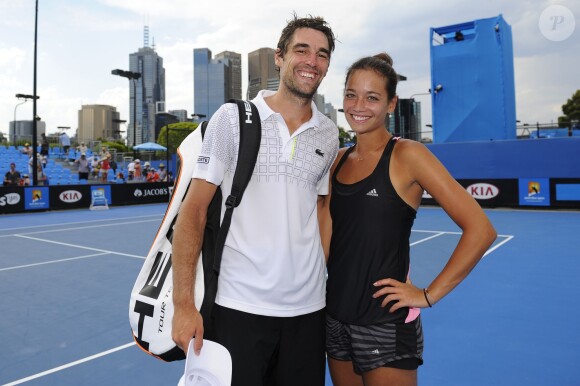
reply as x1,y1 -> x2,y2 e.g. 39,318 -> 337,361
171,178 -> 218,356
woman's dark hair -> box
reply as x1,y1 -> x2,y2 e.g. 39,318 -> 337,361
345,53 -> 398,100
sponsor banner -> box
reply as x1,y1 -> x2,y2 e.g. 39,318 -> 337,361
25,187 -> 50,211
550,178 -> 580,208
0,187 -> 25,213
519,178 -> 550,207
112,182 -> 171,206
50,185 -> 92,209
422,179 -> 519,207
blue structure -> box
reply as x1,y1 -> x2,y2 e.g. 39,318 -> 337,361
430,15 -> 516,143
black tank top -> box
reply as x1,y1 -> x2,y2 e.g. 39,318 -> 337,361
326,137 -> 416,325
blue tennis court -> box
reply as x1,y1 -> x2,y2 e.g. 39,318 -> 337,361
1,204 -> 578,385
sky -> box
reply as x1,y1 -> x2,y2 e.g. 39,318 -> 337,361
0,0 -> 578,141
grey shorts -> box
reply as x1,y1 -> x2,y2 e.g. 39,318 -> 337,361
326,313 -> 424,374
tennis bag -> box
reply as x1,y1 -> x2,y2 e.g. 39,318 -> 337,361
129,100 -> 261,361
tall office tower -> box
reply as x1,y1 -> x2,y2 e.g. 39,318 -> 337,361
9,121 -> 46,143
194,48 -> 235,118
78,105 -> 121,145
215,51 -> 242,100
313,93 -> 325,113
247,48 -> 278,100
168,109 -> 188,122
129,26 -> 166,145
324,102 -> 338,125
389,99 -> 422,142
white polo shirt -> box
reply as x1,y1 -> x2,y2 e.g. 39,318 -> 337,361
193,90 -> 339,317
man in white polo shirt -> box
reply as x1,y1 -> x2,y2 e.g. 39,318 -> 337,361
172,14 -> 338,386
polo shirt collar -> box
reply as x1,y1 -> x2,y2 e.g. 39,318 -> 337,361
253,90 -> 321,130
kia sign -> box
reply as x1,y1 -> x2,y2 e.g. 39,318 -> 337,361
59,190 -> 83,203
50,185 -> 92,209
466,183 -> 499,200
421,179 -> 518,208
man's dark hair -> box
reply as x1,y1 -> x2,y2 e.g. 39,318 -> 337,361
276,13 -> 336,60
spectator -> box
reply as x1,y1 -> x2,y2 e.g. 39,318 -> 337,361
99,155 -> 111,183
143,161 -> 151,180
60,132 -> 71,156
127,159 -> 136,181
158,163 -> 167,182
40,133 -> 49,157
74,153 -> 90,181
21,174 -> 30,186
90,155 -> 100,180
21,143 -> 33,156
4,162 -> 21,186
146,168 -> 160,182
133,159 -> 142,181
109,157 -> 118,176
27,154 -> 36,175
78,142 -> 88,155
115,171 -> 126,183
40,153 -> 48,169
100,146 -> 110,159
36,163 -> 47,186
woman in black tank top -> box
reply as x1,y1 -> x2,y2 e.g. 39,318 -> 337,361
320,53 -> 497,386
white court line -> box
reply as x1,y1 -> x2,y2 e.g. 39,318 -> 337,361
14,234 -> 145,259
413,229 -> 514,239
411,229 -> 514,257
1,342 -> 136,386
410,232 -> 445,246
0,218 -> 161,238
483,235 -> 514,257
0,252 -> 108,272
0,213 -> 162,232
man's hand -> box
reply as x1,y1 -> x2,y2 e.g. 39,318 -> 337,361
172,302 -> 204,355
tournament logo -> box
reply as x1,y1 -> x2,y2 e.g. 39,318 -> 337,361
32,189 -> 42,202
59,190 -> 82,203
528,181 -> 541,196
0,193 -> 21,206
519,178 -> 549,206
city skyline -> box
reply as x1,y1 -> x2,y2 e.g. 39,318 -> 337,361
1,1 -> 578,140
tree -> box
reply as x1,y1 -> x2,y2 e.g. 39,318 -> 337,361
338,125 -> 356,147
101,140 -> 128,153
157,121 -> 199,154
558,89 -> 580,127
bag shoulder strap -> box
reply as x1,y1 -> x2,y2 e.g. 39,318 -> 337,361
213,100 -> 261,274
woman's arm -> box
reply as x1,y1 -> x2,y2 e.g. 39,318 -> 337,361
375,141 -> 497,310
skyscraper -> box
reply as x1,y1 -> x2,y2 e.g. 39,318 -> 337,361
78,105 -> 121,144
389,99 -> 421,141
194,48 -> 241,118
247,48 -> 278,100
215,51 -> 242,100
129,26 -> 165,145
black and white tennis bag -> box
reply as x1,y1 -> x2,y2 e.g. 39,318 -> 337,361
129,100 -> 261,361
